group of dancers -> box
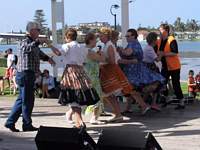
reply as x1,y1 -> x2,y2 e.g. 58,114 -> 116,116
48,27 -> 166,129
4,21 -> 183,132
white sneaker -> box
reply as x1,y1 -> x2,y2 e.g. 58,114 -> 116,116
90,119 -> 105,125
107,116 -> 123,123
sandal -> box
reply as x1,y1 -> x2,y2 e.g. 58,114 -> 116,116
106,116 -> 123,123
151,105 -> 161,111
141,106 -> 151,115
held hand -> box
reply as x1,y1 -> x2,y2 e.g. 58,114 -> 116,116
116,46 -> 123,52
131,59 -> 138,64
38,37 -> 49,44
97,51 -> 104,56
48,58 -> 56,66
158,51 -> 164,57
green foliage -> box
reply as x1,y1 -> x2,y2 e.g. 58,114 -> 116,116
173,17 -> 199,32
0,67 -> 6,76
137,17 -> 199,33
181,82 -> 188,94
174,17 -> 185,32
0,58 -> 7,68
33,9 -> 48,35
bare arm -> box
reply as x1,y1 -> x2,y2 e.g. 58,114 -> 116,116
155,55 -> 161,61
87,51 -> 105,62
107,45 -> 116,64
39,50 -> 55,65
122,48 -> 133,56
48,44 -> 62,56
188,79 -> 196,87
158,51 -> 177,58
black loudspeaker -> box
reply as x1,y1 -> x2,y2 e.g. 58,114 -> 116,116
97,129 -> 162,150
35,126 -> 96,150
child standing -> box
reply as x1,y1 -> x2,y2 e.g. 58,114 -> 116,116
188,70 -> 197,98
195,72 -> 200,91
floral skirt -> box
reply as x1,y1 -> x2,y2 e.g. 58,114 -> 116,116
99,64 -> 133,97
58,64 -> 100,106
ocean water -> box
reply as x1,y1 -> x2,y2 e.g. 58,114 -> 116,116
1,41 -> 200,54
39,57 -> 200,81
0,44 -> 52,54
1,41 -> 200,80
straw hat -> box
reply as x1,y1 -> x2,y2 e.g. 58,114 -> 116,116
99,27 -> 112,35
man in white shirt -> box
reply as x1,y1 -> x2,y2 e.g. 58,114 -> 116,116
4,48 -> 17,89
6,48 -> 16,69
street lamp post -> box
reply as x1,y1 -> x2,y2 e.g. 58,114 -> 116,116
110,4 -> 120,30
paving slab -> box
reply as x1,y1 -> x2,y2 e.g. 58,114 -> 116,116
0,96 -> 200,150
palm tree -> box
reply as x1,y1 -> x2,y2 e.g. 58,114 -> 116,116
174,17 -> 185,32
185,19 -> 199,32
34,9 -> 48,35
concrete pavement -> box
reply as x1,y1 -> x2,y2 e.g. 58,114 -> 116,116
0,96 -> 200,150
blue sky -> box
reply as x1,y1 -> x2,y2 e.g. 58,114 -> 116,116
0,0 -> 199,32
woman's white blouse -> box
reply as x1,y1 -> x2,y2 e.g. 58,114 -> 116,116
61,41 -> 88,65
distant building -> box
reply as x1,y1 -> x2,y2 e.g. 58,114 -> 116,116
79,22 -> 110,29
67,25 -> 79,30
69,22 -> 110,43
175,32 -> 200,40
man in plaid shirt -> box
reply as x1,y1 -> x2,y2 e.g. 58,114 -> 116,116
5,21 -> 55,132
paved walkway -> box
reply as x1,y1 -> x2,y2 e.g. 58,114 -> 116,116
0,97 -> 200,150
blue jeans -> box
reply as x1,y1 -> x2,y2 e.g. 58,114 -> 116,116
5,70 -> 35,128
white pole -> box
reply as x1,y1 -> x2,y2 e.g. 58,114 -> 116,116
61,0 -> 65,44
121,0 -> 129,47
51,0 -> 57,45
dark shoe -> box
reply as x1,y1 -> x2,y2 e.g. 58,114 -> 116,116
161,100 -> 173,108
23,126 -> 38,132
161,102 -> 168,108
100,112 -> 112,116
5,124 -> 20,132
73,123 -> 86,130
79,123 -> 87,132
74,123 -> 87,134
175,104 -> 185,110
121,110 -> 133,115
